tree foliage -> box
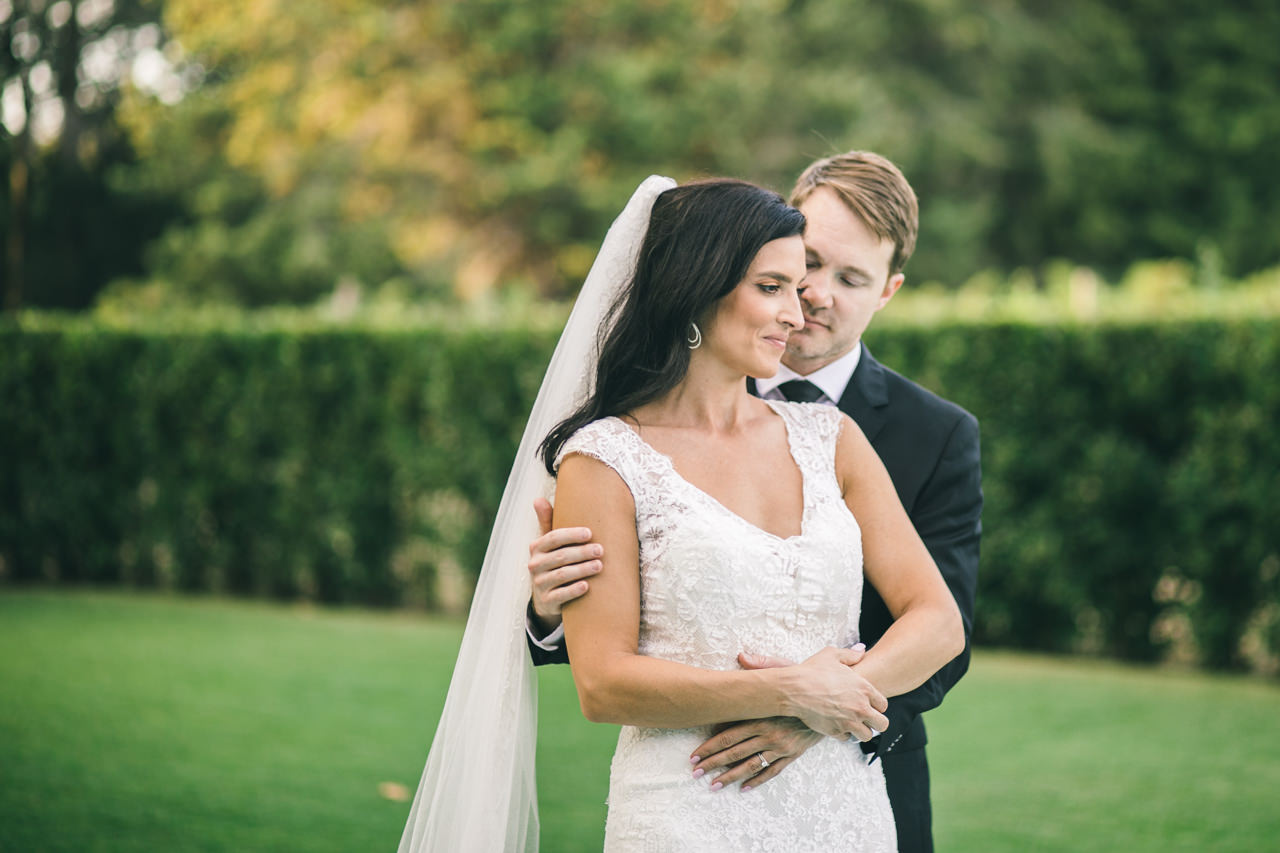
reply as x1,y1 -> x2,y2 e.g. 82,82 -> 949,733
2,0 -> 179,310
8,0 -> 1280,307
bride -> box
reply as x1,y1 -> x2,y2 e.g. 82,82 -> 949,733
398,177 -> 963,852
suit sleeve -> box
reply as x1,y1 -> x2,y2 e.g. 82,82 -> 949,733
526,603 -> 571,666
872,411 -> 981,760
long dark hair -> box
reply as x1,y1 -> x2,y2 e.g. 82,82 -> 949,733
540,178 -> 805,474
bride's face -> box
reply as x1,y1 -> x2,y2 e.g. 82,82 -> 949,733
699,235 -> 806,379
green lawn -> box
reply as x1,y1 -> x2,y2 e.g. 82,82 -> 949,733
1,590 -> 1276,852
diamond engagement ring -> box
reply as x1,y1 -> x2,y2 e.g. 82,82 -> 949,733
756,753 -> 770,770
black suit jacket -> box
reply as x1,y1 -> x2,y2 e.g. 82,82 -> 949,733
825,344 -> 981,762
527,343 -> 982,764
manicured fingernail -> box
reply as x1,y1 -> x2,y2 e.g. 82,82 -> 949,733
852,643 -> 865,651
690,755 -> 700,764
710,781 -> 723,792
692,768 -> 704,779
741,785 -> 752,793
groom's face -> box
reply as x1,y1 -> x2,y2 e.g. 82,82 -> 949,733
783,186 -> 903,376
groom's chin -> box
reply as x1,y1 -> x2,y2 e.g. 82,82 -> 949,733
785,329 -> 823,357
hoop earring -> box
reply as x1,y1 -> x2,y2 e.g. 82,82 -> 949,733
686,322 -> 702,349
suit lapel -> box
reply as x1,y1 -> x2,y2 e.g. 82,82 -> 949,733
751,345 -> 889,441
838,343 -> 890,443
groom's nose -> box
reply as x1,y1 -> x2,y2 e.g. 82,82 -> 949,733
799,272 -> 834,311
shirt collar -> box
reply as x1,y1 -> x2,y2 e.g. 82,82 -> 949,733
756,343 -> 862,404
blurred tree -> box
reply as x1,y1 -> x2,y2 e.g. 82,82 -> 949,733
1,0 -> 178,311
84,0 -> 1280,304
977,0 -> 1280,280
777,0 -> 1280,283
130,0 -> 812,301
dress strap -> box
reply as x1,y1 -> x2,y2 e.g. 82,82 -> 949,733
765,400 -> 844,480
554,417 -> 653,505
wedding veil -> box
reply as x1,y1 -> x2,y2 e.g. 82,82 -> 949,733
398,175 -> 676,852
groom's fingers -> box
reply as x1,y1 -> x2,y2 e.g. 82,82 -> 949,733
536,563 -> 602,599
532,497 -> 555,537
530,557 -> 602,619
529,525 -> 593,558
846,709 -> 889,741
531,542 -> 602,575
737,652 -> 795,670
870,709 -> 889,732
528,522 -> 601,619
529,533 -> 599,587
831,644 -> 867,668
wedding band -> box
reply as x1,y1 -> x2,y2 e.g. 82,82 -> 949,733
756,753 -> 770,770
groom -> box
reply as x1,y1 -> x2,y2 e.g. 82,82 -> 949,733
524,151 -> 981,853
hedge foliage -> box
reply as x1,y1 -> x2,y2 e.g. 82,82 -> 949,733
0,318 -> 558,612
2,316 -> 1277,671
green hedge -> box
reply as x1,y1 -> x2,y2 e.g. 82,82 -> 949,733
868,321 -> 1280,670
2,316 -> 1277,671
0,319 -> 558,611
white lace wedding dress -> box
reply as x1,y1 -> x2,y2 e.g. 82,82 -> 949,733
556,399 -> 897,853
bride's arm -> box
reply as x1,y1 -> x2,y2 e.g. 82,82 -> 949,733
836,416 -> 966,697
556,452 -> 887,738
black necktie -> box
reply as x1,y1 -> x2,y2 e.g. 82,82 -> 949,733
777,379 -> 825,404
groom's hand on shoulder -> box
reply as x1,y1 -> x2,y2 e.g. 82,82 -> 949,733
528,497 -> 603,632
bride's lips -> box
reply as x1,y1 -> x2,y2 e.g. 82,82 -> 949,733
762,334 -> 789,350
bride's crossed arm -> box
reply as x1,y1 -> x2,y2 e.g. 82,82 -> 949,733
555,452 -> 888,740
689,416 -> 966,788
835,414 -> 966,697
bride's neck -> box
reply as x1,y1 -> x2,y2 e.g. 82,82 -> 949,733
631,360 -> 756,433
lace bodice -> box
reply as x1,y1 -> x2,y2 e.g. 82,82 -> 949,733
558,400 -> 864,667
556,400 -> 896,852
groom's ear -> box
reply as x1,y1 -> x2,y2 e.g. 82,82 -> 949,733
875,273 -> 904,312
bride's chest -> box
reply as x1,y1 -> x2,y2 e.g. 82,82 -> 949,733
635,499 -> 862,615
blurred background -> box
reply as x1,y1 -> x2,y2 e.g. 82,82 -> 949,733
5,0 -> 1280,312
2,1 -> 1279,851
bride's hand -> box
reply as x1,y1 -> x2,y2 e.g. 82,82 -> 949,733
691,716 -> 821,791
783,645 -> 888,741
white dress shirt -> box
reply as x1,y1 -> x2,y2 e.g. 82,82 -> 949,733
754,343 -> 862,407
529,606 -> 566,651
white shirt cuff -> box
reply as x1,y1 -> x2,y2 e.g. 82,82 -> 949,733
526,615 -> 565,652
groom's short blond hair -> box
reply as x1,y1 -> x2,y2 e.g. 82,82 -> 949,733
790,151 -> 919,277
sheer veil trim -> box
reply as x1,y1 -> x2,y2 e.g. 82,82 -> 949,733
398,176 -> 677,853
